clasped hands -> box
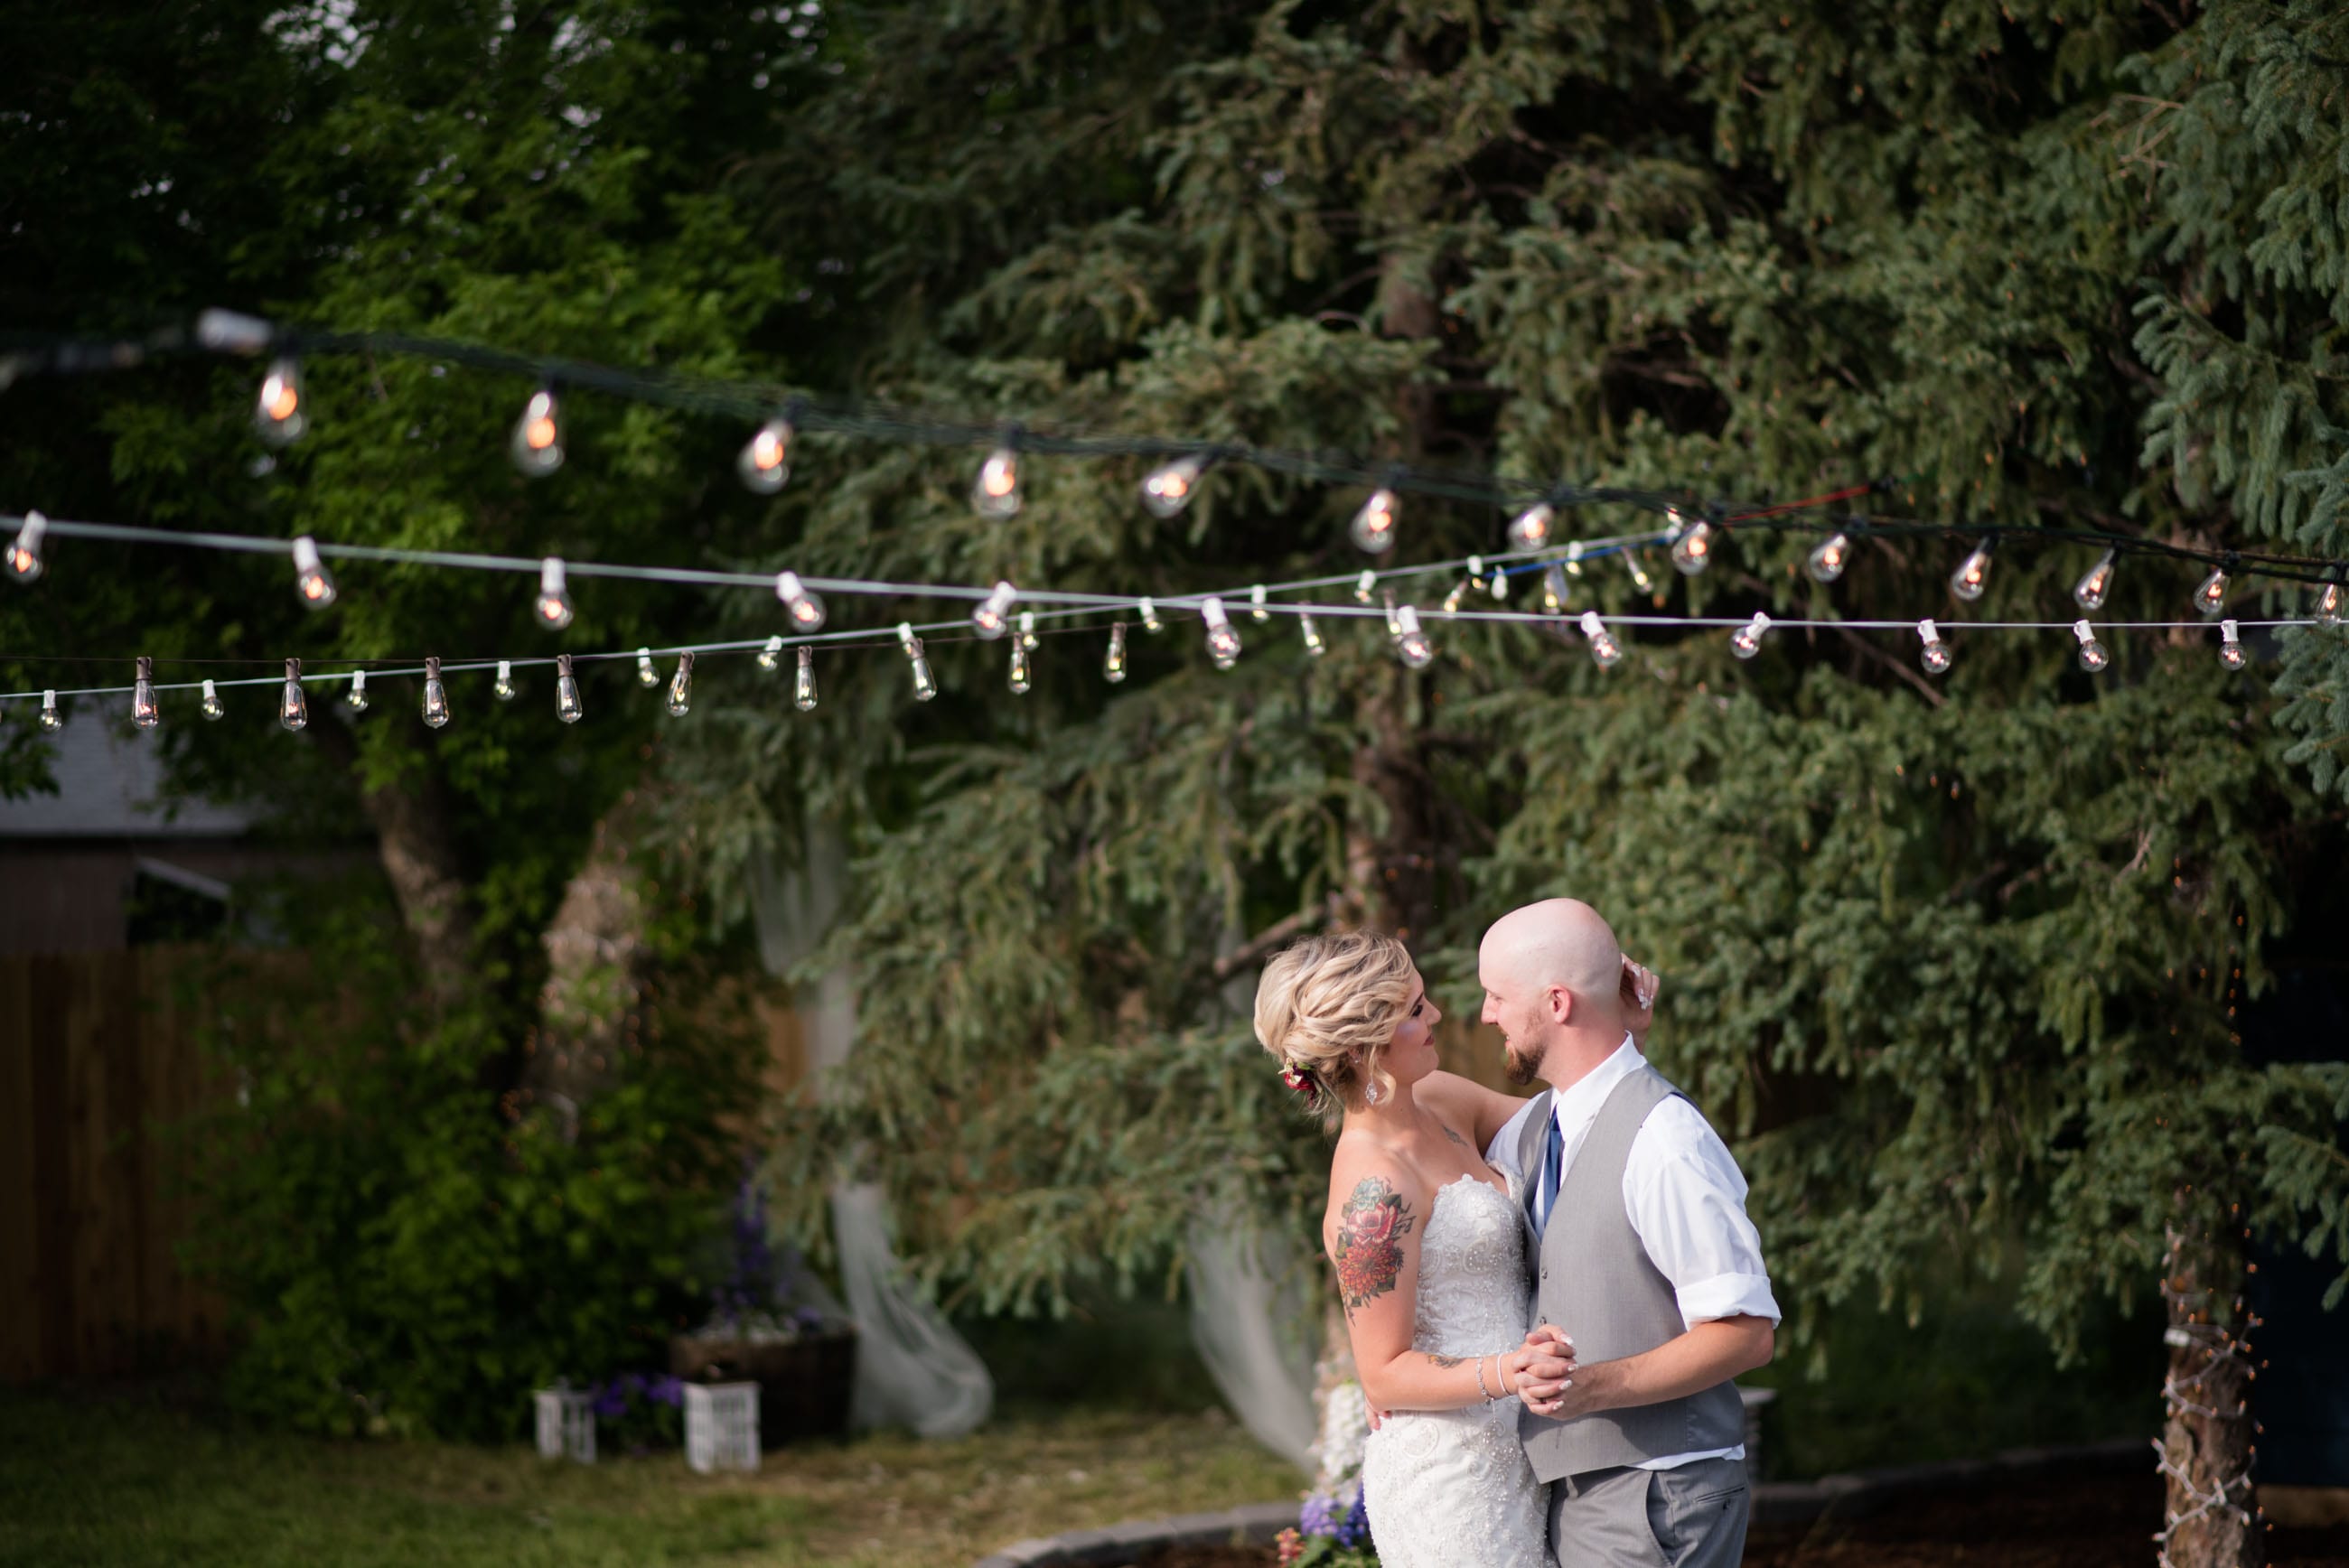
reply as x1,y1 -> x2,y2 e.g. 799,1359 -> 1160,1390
1512,1323 -> 1577,1418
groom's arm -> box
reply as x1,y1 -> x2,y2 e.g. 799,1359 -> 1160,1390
1532,1315 -> 1772,1422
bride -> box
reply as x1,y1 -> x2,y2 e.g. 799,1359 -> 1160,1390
1252,931 -> 1648,1568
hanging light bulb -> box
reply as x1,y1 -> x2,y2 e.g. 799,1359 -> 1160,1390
1509,502 -> 1554,551
666,652 -> 694,716
972,580 -> 1018,640
2073,548 -> 2117,611
1488,565 -> 1509,601
556,653 -> 585,723
736,415 -> 794,494
774,570 -> 826,631
494,659 -> 518,702
2073,621 -> 2109,673
1669,511 -> 1716,575
1577,611 -> 1622,668
1008,639 -> 1032,693
1381,589 -> 1401,639
1354,570 -> 1378,605
794,645 -> 818,711
1298,611 -> 1326,658
1018,611 -> 1039,650
2218,619 -> 2247,670
1624,551 -> 1656,594
1349,488 -> 1399,554
291,535 -> 337,611
897,623 -> 937,701
971,443 -> 1022,518
345,668 -> 370,714
1140,453 -> 1207,518
2194,563 -> 2231,619
1917,619 -> 1953,675
7,510 -> 46,583
758,635 -> 784,671
1249,584 -> 1269,622
201,678 -> 225,721
254,357 -> 307,446
1730,611 -> 1770,660
534,557 -> 575,630
129,657 -> 162,729
277,658 -> 306,731
1138,596 -> 1163,634
1392,604 -> 1434,668
1807,532 -> 1850,584
1445,556 -> 1487,617
1540,564 -> 1569,614
1950,538 -> 1993,601
2318,574 -> 2344,626
1564,539 -> 1585,577
1202,596 -> 1242,668
510,387 -> 565,477
1103,621 -> 1128,683
40,690 -> 61,733
422,657 -> 451,728
635,647 -> 659,687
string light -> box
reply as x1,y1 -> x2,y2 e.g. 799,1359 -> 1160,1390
6,510 -> 45,583
494,659 -> 517,701
1917,618 -> 1952,675
972,442 -> 1022,518
254,358 -> 306,446
1141,453 -> 1208,518
1349,488 -> 1398,554
1730,611 -> 1769,660
40,690 -> 61,732
1443,559 -> 1479,616
897,622 -> 937,701
1008,638 -> 1033,693
1669,509 -> 1715,575
292,536 -> 337,610
2195,563 -> 2232,619
635,647 -> 659,686
346,668 -> 370,714
1249,584 -> 1269,622
1381,589 -> 1401,638
1564,540 -> 1585,578
510,387 -> 565,477
1354,570 -> 1377,605
1298,611 -> 1325,658
276,658 -> 305,731
794,645 -> 817,710
1540,564 -> 1568,614
1201,596 -> 1241,668
133,657 -> 161,729
1018,611 -> 1038,650
2319,574 -> 2344,626
1807,533 -> 1849,583
1138,596 -> 1162,634
972,580 -> 1018,640
1579,611 -> 1622,668
556,653 -> 584,723
737,414 -> 794,494
1392,604 -> 1433,668
2074,621 -> 2109,672
1487,564 -> 1507,600
758,635 -> 784,670
1622,551 -> 1656,595
774,570 -> 826,631
1951,539 -> 1992,601
2074,548 -> 2117,611
1103,621 -> 1128,682
1509,502 -> 1553,550
2219,620 -> 2247,670
201,678 -> 225,720
535,558 -> 575,629
666,652 -> 694,715
422,657 -> 450,727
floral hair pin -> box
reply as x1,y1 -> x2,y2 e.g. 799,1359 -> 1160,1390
1280,1062 -> 1319,1106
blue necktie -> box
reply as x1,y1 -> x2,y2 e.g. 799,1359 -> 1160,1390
1532,1109 -> 1563,1237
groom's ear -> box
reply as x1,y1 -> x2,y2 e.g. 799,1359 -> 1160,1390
1547,985 -> 1573,1025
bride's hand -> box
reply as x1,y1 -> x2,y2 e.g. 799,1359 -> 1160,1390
1503,1345 -> 1576,1417
1620,956 -> 1659,1048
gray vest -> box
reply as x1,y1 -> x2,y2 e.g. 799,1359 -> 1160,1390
1518,1063 -> 1745,1481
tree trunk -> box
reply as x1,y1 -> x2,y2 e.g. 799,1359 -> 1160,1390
311,715 -> 479,1012
2155,1213 -> 2263,1568
522,800 -> 656,1141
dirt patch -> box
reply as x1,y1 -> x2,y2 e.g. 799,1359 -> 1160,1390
1132,1473 -> 2349,1568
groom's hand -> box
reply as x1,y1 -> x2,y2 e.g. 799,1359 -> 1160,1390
1518,1325 -> 1577,1417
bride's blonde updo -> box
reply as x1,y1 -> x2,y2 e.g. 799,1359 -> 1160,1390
1253,930 -> 1417,1128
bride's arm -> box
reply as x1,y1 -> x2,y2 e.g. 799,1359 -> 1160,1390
1416,1071 -> 1531,1154
1325,1156 -> 1571,1413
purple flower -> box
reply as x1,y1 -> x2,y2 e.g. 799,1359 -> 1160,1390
1298,1494 -> 1342,1538
589,1381 -> 629,1420
791,1305 -> 827,1334
618,1371 -> 645,1397
1336,1483 -> 1371,1548
645,1375 -> 684,1408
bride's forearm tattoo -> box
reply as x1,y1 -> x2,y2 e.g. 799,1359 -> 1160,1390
1333,1176 -> 1415,1314
1427,1352 -> 1467,1368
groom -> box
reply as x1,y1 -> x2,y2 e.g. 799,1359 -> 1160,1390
1480,899 -> 1778,1568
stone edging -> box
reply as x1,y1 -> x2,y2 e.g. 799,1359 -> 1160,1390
971,1439 -> 2148,1567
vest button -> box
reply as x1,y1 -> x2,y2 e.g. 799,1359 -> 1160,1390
1540,1269 -> 1549,1281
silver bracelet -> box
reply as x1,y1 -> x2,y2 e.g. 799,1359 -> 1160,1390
1474,1355 -> 1495,1401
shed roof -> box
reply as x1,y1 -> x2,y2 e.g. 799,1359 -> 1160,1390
0,717 -> 255,838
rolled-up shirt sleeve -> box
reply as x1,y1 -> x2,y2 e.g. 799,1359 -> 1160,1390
1624,1097 -> 1782,1329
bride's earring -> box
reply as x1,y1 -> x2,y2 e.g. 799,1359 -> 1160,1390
1363,1079 -> 1384,1106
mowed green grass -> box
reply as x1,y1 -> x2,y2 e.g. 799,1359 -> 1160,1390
0,1387 -> 1297,1568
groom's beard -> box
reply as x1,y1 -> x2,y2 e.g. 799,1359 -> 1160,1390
1502,1034 -> 1543,1087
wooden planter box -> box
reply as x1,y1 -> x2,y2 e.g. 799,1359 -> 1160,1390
670,1329 -> 856,1448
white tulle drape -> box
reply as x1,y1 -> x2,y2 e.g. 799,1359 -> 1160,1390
1186,1213 -> 1320,1470
752,832 -> 993,1440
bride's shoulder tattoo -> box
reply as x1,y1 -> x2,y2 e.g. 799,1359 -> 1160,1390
1440,1125 -> 1471,1151
1332,1174 -> 1416,1314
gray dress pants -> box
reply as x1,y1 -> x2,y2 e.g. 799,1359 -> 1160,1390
1547,1454 -> 1750,1567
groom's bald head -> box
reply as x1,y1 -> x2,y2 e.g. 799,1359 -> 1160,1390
1480,898 -> 1623,1003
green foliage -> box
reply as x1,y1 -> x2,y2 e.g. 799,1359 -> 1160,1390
175,881 -> 757,1441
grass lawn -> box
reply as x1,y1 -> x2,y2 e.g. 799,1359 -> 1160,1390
0,1386 -> 1299,1568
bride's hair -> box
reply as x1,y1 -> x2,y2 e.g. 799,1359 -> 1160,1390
1252,930 -> 1416,1129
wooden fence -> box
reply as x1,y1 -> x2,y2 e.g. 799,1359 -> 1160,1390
0,949 -> 226,1381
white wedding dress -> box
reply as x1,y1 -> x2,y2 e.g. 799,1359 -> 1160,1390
1358,1174 -> 1549,1567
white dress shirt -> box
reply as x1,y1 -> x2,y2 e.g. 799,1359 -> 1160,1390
1486,1035 -> 1780,1470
